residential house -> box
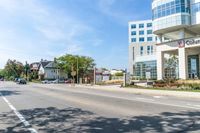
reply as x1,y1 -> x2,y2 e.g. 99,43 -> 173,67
38,60 -> 68,80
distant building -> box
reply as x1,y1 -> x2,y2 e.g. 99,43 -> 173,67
110,69 -> 124,75
30,62 -> 40,72
95,68 -> 111,83
31,60 -> 68,80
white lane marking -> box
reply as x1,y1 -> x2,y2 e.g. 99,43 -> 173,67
0,92 -> 38,133
136,97 -> 155,102
153,96 -> 162,99
187,103 -> 200,108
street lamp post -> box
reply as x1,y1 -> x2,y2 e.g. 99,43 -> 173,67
25,61 -> 28,81
93,66 -> 96,85
76,57 -> 79,84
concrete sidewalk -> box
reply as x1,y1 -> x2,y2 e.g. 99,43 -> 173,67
75,84 -> 200,99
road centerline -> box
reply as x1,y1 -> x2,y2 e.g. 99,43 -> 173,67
0,92 -> 38,133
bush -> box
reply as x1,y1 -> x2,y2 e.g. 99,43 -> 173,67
177,83 -> 200,90
154,80 -> 166,84
153,83 -> 166,88
188,84 -> 200,90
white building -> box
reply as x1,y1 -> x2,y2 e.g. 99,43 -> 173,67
152,0 -> 200,80
38,60 -> 68,80
128,20 -> 157,79
110,69 -> 124,75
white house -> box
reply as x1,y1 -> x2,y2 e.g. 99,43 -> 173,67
38,60 -> 68,80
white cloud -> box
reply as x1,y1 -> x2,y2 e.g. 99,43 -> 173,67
0,0 -> 102,68
98,0 -> 139,24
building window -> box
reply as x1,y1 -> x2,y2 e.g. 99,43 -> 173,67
133,61 -> 157,79
131,31 -> 136,35
147,46 -> 150,55
139,24 -> 144,28
131,24 -> 136,29
139,30 -> 144,35
151,46 -> 154,54
191,2 -> 200,14
152,0 -> 190,20
140,46 -> 144,55
147,37 -> 153,42
147,23 -> 152,27
139,37 -> 144,42
131,38 -> 136,42
147,30 -> 152,34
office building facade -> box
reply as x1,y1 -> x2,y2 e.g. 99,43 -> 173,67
129,0 -> 200,80
152,0 -> 200,80
128,20 -> 157,79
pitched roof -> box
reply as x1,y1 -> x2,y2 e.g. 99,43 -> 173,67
45,61 -> 57,68
40,61 -> 58,69
30,62 -> 40,70
40,61 -> 52,68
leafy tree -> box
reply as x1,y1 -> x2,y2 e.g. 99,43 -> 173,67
56,54 -> 95,80
23,62 -> 30,80
164,55 -> 178,80
0,69 -> 6,78
4,59 -> 24,80
115,72 -> 123,76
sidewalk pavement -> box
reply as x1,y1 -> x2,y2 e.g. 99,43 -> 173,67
75,84 -> 200,99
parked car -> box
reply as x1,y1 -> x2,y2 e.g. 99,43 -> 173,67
41,80 -> 51,84
14,78 -> 19,82
65,79 -> 72,84
51,79 -> 65,84
58,79 -> 65,83
51,79 -> 59,84
17,78 -> 27,84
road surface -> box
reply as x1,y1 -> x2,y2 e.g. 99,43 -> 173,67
0,82 -> 200,133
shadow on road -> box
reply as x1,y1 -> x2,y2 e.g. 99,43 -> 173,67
0,90 -> 20,97
0,107 -> 200,133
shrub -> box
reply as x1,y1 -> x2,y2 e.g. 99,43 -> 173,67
189,84 -> 200,90
154,80 -> 166,84
177,83 -> 200,90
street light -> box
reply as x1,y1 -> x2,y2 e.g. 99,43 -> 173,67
76,57 -> 79,84
93,66 -> 96,85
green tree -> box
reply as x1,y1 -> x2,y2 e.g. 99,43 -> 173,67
4,59 -> 24,80
56,54 -> 95,80
0,69 -> 6,78
115,72 -> 123,76
164,55 -> 178,80
24,62 -> 30,80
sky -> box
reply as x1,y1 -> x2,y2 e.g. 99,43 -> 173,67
0,0 -> 152,69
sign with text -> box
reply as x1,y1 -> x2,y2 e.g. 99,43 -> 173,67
177,38 -> 200,48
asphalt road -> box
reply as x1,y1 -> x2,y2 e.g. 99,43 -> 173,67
0,82 -> 200,133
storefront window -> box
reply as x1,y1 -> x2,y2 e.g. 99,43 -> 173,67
188,55 -> 199,79
133,61 -> 157,79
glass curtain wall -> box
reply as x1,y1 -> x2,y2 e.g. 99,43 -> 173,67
133,61 -> 157,79
153,0 -> 190,20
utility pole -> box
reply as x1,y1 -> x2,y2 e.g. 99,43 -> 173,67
93,66 -> 96,85
25,61 -> 28,81
54,58 -> 59,80
76,57 -> 79,84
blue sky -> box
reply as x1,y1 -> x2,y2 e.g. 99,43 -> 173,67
0,0 -> 152,69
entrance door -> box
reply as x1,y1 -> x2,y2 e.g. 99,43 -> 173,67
188,55 -> 199,79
